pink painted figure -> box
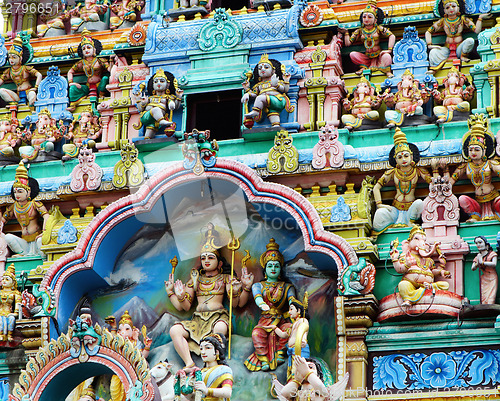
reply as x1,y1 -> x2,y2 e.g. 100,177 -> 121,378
312,124 -> 344,169
426,0 -> 490,72
0,115 -> 19,157
70,146 -> 103,192
390,225 -> 451,307
383,69 -> 430,128
110,0 -> 144,29
341,76 -> 381,130
70,0 -> 109,31
445,114 -> 500,222
340,0 -> 395,77
432,66 -> 475,123
471,236 -> 498,304
63,107 -> 102,161
105,310 -> 152,357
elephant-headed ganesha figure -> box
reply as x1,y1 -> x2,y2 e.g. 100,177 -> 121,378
390,225 -> 451,307
342,76 -> 381,131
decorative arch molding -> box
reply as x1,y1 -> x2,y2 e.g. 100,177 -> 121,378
42,158 -> 357,322
10,324 -> 155,401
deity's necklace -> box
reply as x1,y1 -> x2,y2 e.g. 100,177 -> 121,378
395,167 -> 417,195
362,25 -> 377,51
263,281 -> 282,304
444,16 -> 461,36
469,161 -> 486,187
82,58 -> 97,78
14,201 -> 34,227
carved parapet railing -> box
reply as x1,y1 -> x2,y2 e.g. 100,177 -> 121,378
296,177 -> 377,261
335,295 -> 378,401
294,37 -> 346,131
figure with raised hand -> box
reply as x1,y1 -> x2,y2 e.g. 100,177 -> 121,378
0,264 -> 21,343
471,236 -> 498,305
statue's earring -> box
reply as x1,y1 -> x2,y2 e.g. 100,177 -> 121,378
482,155 -> 487,162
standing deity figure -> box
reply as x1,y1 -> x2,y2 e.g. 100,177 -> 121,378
390,226 -> 451,306
166,229 -> 254,369
383,69 -> 430,128
70,0 -> 109,32
176,334 -> 233,401
110,0 -> 144,29
373,129 -> 437,234
340,0 -> 395,77
432,66 -> 475,123
241,54 -> 294,128
67,29 -> 111,114
0,162 -> 49,257
426,0 -> 490,71
445,114 -> 500,221
245,238 -> 296,372
471,236 -> 498,305
132,69 -> 183,139
0,36 -> 42,108
63,106 -> 102,160
0,264 -> 21,343
341,76 -> 381,130
0,115 -> 19,157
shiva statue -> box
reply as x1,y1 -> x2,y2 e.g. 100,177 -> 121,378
432,66 -> 474,123
426,0 -> 490,72
0,162 -> 49,257
0,264 -> 22,343
341,76 -> 381,130
245,238 -> 296,372
0,36 -> 42,108
471,236 -> 498,305
132,69 -> 183,139
373,128 -> 438,234
445,114 -> 500,221
390,225 -> 451,307
166,229 -> 254,369
340,0 -> 395,77
241,54 -> 294,128
67,29 -> 111,114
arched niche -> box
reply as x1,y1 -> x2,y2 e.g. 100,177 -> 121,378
42,159 -> 357,327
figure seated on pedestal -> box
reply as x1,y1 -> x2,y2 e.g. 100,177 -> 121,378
383,69 -> 431,128
432,66 -> 474,123
341,76 -> 381,131
69,0 -> 109,32
0,114 -> 19,162
389,225 -> 451,307
445,114 -> 500,222
426,0 -> 490,73
62,106 -> 101,161
373,128 -> 438,234
110,0 -> 144,30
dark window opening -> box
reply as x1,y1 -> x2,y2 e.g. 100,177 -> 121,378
212,0 -> 249,10
186,90 -> 242,141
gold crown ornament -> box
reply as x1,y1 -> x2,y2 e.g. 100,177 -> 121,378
201,229 -> 221,257
119,310 -> 134,328
260,238 -> 285,268
13,162 -> 30,193
154,68 -> 169,82
443,0 -> 459,6
408,225 -> 426,241
393,128 -> 412,155
362,0 -> 378,16
290,292 -> 308,316
8,36 -> 23,57
80,28 -> 94,47
38,107 -> 52,118
81,386 -> 96,401
401,69 -> 415,80
3,264 -> 17,288
258,53 -> 272,66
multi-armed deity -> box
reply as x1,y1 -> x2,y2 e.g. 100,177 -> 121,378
62,107 -> 102,160
242,54 -> 294,128
0,36 -> 42,109
0,162 -> 49,257
383,69 -> 430,128
0,264 -> 22,343
426,0 -> 489,71
432,66 -> 475,123
342,76 -> 381,130
110,0 -> 144,29
132,69 -> 183,139
373,129 -> 437,233
67,29 -> 111,114
70,0 -> 109,32
445,114 -> 500,222
166,228 -> 253,369
0,115 -> 19,158
245,238 -> 296,372
390,225 -> 451,306
341,0 -> 395,77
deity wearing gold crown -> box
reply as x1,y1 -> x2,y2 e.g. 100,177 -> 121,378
70,0 -> 109,32
105,310 -> 152,356
342,76 -> 381,131
166,225 -> 254,369
0,114 -> 19,158
67,30 -> 111,114
241,54 -> 294,128
383,69 -> 430,128
0,162 -> 49,257
426,0 -> 490,71
0,264 -> 21,342
444,114 -> 500,222
132,68 -> 183,139
432,66 -> 475,123
0,36 -> 42,108
339,0 -> 395,77
390,225 -> 450,307
373,128 -> 438,234
245,238 -> 296,373
63,107 -> 101,160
